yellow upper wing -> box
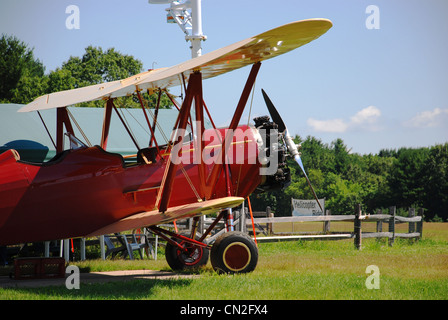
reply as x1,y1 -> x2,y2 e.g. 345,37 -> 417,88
20,18 -> 332,113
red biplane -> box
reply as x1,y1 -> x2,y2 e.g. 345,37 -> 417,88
0,18 -> 332,273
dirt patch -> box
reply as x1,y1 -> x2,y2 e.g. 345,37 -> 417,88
0,269 -> 198,288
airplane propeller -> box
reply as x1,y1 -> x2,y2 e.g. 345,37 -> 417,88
261,89 -> 324,213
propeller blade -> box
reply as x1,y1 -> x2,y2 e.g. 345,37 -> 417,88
261,88 -> 324,213
261,89 -> 286,133
294,154 -> 324,213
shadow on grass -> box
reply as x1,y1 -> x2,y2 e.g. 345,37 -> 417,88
4,276 -> 195,300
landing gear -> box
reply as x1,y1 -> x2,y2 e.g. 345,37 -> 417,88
210,231 -> 258,274
165,231 -> 209,271
150,217 -> 258,274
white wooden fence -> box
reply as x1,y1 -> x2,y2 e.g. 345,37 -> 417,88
245,205 -> 423,249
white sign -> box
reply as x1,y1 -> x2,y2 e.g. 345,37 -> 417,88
292,198 -> 325,216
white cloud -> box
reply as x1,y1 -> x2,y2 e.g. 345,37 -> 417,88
350,106 -> 381,125
306,118 -> 348,133
307,106 -> 382,133
404,108 -> 448,128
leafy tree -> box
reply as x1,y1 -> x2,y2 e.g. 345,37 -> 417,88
8,73 -> 48,104
49,46 -> 172,108
378,149 -> 398,158
357,154 -> 393,213
298,135 -> 334,174
60,46 -> 143,88
323,172 -> 364,214
332,138 -> 350,176
286,168 -> 324,202
2,38 -> 172,108
387,148 -> 429,209
0,34 -> 45,103
46,68 -> 76,93
422,144 -> 448,220
250,191 -> 282,214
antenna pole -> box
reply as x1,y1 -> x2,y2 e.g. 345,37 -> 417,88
149,0 -> 207,58
189,0 -> 204,58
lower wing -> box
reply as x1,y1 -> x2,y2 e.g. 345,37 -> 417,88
86,196 -> 244,237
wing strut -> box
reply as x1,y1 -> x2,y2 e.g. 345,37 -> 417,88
157,72 -> 204,212
136,90 -> 161,155
149,89 -> 162,147
204,62 -> 262,199
56,107 -> 75,153
100,100 -> 113,149
157,62 -> 261,211
111,100 -> 141,150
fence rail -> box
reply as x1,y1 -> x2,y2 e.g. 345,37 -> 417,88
165,205 -> 423,250
245,205 -> 423,249
47,205 -> 423,262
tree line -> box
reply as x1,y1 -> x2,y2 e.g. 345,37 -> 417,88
250,136 -> 448,222
0,34 -> 172,108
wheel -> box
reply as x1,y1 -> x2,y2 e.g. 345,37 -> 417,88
165,231 -> 209,271
210,231 -> 258,274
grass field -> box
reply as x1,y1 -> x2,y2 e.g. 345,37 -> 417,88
1,222 -> 447,300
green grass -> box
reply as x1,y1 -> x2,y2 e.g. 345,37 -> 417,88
1,223 -> 447,300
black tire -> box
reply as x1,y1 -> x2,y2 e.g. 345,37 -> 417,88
165,231 -> 209,271
210,231 -> 258,274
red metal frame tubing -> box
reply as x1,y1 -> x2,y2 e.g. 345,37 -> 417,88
202,100 -> 217,130
204,62 -> 261,199
101,100 -> 113,149
165,90 -> 182,112
199,210 -> 225,242
149,226 -> 211,251
111,100 -> 141,150
150,89 -> 162,147
56,107 -> 75,153
190,216 -> 200,239
158,72 -> 202,212
164,90 -> 193,129
193,73 -> 206,198
247,197 -> 257,246
136,90 -> 161,155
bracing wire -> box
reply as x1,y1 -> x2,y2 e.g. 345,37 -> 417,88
37,111 -> 56,149
66,108 -> 92,147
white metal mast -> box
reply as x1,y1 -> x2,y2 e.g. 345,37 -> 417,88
149,0 -> 207,58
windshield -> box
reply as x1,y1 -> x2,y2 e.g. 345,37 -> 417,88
65,132 -> 87,150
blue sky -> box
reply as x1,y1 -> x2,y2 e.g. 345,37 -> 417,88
1,0 -> 447,154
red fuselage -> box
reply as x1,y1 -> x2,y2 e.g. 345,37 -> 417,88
0,125 -> 263,245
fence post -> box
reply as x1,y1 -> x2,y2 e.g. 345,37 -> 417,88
354,204 -> 362,250
265,206 -> 271,235
375,209 -> 383,243
323,210 -> 331,234
267,208 -> 274,235
388,206 -> 396,246
100,235 -> 105,260
80,238 -> 86,261
416,208 -> 424,240
408,208 -> 415,234
376,209 -> 383,232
